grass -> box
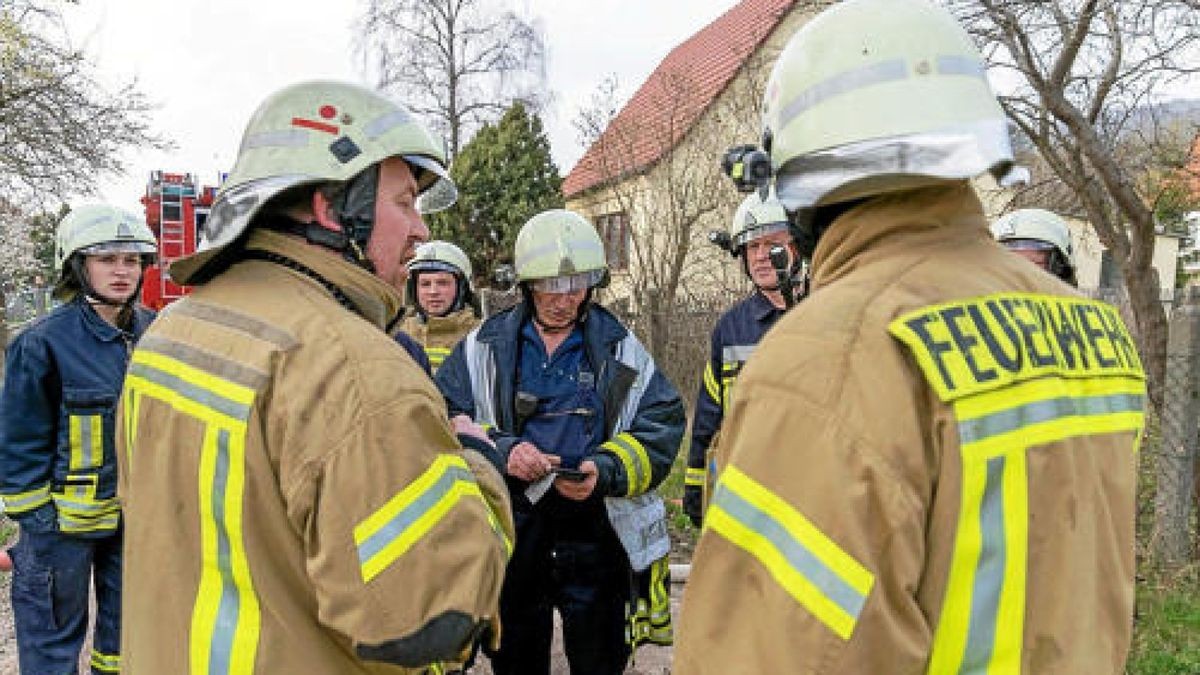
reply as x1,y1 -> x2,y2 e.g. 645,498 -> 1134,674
1129,569 -> 1200,674
660,442 -> 699,563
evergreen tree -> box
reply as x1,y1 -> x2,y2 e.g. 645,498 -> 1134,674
431,102 -> 563,281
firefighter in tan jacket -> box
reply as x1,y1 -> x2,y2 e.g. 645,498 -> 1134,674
400,241 -> 480,373
117,80 -> 514,674
676,1 -> 1146,673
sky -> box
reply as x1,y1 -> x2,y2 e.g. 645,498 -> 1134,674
66,0 -> 742,209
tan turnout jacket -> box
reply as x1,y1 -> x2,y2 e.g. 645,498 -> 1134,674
676,184 -> 1144,674
118,230 -> 513,674
399,307 -> 479,373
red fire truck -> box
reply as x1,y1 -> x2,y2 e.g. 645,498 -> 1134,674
140,171 -> 218,309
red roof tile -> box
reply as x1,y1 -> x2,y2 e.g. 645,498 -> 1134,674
563,0 -> 799,198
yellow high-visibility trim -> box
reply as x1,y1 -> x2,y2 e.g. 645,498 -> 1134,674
126,350 -> 254,429
0,484 -> 52,513
89,649 -> 120,673
603,432 -> 651,495
685,467 -> 706,487
354,454 -> 493,582
708,466 -> 874,640
702,362 -> 720,403
189,424 -> 261,675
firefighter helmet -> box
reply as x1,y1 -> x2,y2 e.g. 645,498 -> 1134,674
993,208 -> 1076,283
762,0 -> 1015,212
729,190 -> 791,255
54,204 -> 157,273
514,209 -> 608,292
405,240 -> 475,315
170,80 -> 456,284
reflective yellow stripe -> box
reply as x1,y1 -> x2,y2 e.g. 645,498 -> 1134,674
602,432 -> 651,496
354,454 -> 499,582
0,484 -> 52,513
90,649 -> 120,673
702,362 -> 720,403
68,414 -> 104,473
928,377 -> 1144,674
707,465 -> 874,640
720,377 -> 736,410
125,348 -> 261,675
685,467 -> 706,487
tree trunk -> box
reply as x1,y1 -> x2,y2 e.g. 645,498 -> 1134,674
1124,262 -> 1169,414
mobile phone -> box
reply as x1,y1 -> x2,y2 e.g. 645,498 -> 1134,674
553,467 -> 590,482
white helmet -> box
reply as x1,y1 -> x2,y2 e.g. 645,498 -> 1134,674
54,204 -> 158,303
729,190 -> 791,254
170,80 -> 456,285
762,0 -> 1016,212
993,208 -> 1076,283
514,209 -> 608,293
405,240 -> 475,315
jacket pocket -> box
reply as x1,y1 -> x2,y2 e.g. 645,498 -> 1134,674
58,389 -> 119,535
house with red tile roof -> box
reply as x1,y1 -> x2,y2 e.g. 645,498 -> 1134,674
563,0 -> 823,307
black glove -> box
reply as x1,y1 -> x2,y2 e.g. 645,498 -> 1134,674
683,484 -> 704,529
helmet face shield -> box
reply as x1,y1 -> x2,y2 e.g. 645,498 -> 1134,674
732,221 -> 791,249
1000,238 -> 1055,252
406,155 -> 458,214
80,241 -> 158,256
528,269 -> 605,294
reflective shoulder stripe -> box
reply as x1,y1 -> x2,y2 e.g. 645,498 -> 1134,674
462,328 -> 498,427
0,484 -> 52,514
167,299 -> 299,351
721,344 -> 757,364
707,465 -> 874,641
353,453 -> 511,582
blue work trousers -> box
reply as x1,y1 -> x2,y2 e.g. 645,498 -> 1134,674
9,509 -> 121,675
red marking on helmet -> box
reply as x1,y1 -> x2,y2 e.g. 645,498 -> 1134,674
319,105 -> 337,119
291,117 -> 339,135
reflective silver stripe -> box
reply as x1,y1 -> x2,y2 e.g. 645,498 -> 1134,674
937,55 -> 987,79
0,484 -> 52,512
78,417 -> 98,469
462,328 -> 498,427
168,300 -> 299,351
613,332 -> 653,435
356,465 -> 475,565
241,129 -> 309,150
778,59 -> 908,130
365,109 -> 414,139
209,428 -> 240,674
128,362 -> 252,422
721,344 -> 758,364
712,482 -> 868,620
958,393 -> 1144,444
963,457 -> 1006,671
139,335 -> 270,391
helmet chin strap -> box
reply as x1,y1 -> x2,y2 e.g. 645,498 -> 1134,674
523,285 -> 592,333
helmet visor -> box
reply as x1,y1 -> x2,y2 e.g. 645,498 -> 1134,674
80,241 -> 157,256
732,221 -> 791,249
1000,238 -> 1055,252
405,155 -> 458,214
408,259 -> 461,276
529,269 -> 605,294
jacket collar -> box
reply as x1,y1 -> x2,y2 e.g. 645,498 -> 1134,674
424,307 -> 478,336
477,301 -> 627,348
750,290 -> 784,323
75,296 -> 150,342
244,229 -> 404,331
809,182 -> 991,291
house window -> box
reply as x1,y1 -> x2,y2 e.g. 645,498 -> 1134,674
596,212 -> 630,270
1099,249 -> 1124,290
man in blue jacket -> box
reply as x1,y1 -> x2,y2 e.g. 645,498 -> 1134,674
436,209 -> 685,675
683,190 -> 803,527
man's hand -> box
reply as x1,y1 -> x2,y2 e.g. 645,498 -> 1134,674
451,414 -> 492,446
554,460 -> 599,501
507,441 -> 561,481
